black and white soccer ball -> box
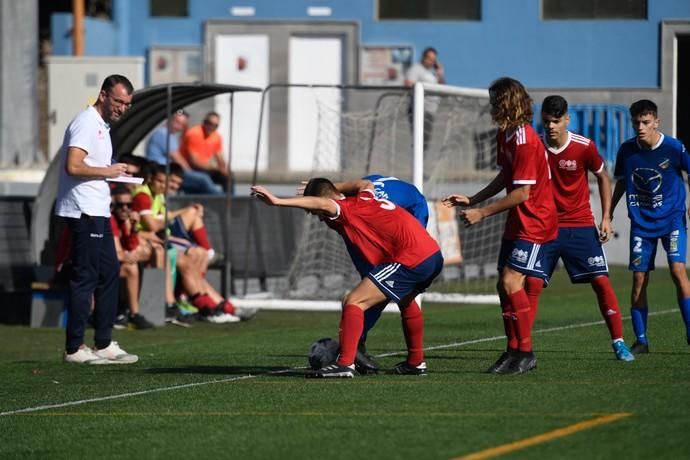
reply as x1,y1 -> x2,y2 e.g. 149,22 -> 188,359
308,337 -> 339,370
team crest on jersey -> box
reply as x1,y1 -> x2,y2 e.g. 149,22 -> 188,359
558,159 -> 577,171
587,256 -> 606,267
631,167 -> 662,193
658,158 -> 670,170
510,248 -> 529,264
632,256 -> 642,266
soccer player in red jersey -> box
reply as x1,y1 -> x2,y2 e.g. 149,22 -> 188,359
443,77 -> 558,374
540,95 -> 634,361
252,178 -> 444,378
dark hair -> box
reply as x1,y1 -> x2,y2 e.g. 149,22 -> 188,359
489,77 -> 533,130
541,95 -> 568,118
630,99 -> 657,118
169,162 -> 185,179
151,163 -> 167,178
303,178 -> 337,197
117,153 -> 147,169
101,74 -> 134,94
110,185 -> 131,197
204,111 -> 220,121
421,47 -> 437,59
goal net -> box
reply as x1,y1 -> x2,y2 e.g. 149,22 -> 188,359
242,83 -> 503,308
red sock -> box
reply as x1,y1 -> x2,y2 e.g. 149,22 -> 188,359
222,299 -> 236,315
337,305 -> 364,367
500,294 -> 518,350
591,276 -> 624,340
191,227 -> 211,250
525,276 -> 544,329
190,293 -> 216,310
401,300 -> 424,365
508,290 -> 533,352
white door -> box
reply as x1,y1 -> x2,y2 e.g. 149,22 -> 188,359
288,36 -> 342,172
214,34 -> 269,172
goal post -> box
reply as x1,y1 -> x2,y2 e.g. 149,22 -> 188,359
236,83 -> 502,309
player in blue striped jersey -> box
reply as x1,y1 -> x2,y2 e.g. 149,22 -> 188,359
611,99 -> 690,353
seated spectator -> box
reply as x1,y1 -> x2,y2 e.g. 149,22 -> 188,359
146,110 -> 188,166
133,163 -> 215,260
110,186 -> 156,329
146,111 -> 222,196
179,111 -> 229,195
132,163 -> 255,322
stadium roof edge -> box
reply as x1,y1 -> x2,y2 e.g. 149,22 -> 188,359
112,82 -> 262,154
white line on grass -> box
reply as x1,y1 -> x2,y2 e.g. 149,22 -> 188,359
0,308 -> 677,417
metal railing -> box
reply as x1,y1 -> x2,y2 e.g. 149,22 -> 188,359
533,104 -> 634,170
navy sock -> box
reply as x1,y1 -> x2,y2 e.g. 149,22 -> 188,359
95,340 -> 111,350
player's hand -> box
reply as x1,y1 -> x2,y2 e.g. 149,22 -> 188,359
106,162 -> 130,178
442,194 -> 470,208
599,217 -> 612,243
296,180 -> 308,197
129,211 -> 140,225
251,185 -> 279,205
460,208 -> 484,227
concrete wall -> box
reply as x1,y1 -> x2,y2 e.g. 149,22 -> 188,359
0,0 -> 38,167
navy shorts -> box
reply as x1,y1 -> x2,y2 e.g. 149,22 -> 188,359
547,226 -> 609,283
367,251 -> 443,303
629,226 -> 688,272
497,239 -> 558,284
167,216 -> 196,252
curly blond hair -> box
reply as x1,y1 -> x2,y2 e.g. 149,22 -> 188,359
488,77 -> 533,131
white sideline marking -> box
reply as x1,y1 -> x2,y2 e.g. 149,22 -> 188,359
0,309 -> 676,417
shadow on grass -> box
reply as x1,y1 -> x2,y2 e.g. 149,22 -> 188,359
144,365 -> 310,377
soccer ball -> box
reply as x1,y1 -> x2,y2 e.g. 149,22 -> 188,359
308,337 -> 339,370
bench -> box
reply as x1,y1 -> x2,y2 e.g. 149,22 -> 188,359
169,195 -> 303,297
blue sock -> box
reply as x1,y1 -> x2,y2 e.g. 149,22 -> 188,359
630,306 -> 648,344
678,298 -> 690,338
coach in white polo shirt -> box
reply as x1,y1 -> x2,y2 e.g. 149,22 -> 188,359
56,75 -> 139,365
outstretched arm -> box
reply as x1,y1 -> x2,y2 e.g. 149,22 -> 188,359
252,185 -> 339,217
334,179 -> 374,195
461,184 -> 530,226
442,170 -> 506,208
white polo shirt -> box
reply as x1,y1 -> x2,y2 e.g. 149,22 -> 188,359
55,106 -> 113,218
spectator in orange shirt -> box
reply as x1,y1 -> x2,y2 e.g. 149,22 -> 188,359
180,111 -> 229,194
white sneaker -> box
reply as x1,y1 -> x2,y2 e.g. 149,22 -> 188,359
220,313 -> 241,323
235,307 -> 258,321
63,346 -> 111,365
93,341 -> 139,364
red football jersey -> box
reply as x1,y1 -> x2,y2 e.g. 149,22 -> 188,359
110,215 -> 139,251
545,131 -> 603,227
496,124 -> 558,243
326,190 -> 440,268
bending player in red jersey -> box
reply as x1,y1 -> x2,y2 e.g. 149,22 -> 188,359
540,95 -> 634,361
443,77 -> 558,375
252,178 -> 444,378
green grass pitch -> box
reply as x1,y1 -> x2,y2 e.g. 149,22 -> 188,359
1,267 -> 689,459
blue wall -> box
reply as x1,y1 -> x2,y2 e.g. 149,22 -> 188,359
52,0 -> 690,88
